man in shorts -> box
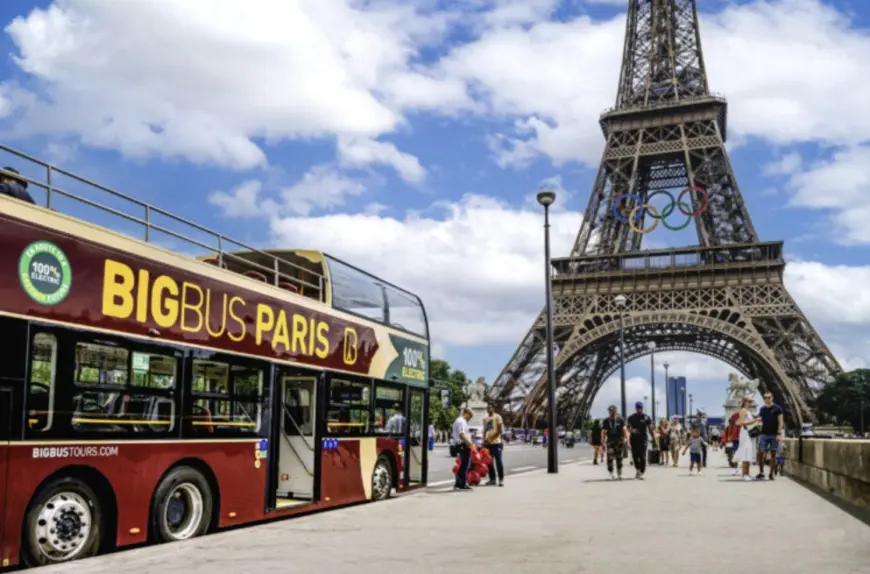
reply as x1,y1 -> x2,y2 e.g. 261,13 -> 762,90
756,392 -> 784,480
601,405 -> 630,480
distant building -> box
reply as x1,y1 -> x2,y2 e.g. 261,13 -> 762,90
667,377 -> 687,418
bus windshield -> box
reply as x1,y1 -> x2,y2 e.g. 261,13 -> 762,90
325,255 -> 427,338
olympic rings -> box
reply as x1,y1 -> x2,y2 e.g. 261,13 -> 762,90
611,186 -> 709,234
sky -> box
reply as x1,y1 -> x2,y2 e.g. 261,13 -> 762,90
1,0 -> 870,420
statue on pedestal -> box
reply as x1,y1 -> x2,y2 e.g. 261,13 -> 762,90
463,377 -> 488,428
723,373 -> 760,419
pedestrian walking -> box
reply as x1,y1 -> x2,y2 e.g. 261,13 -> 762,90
483,403 -> 505,487
627,401 -> 654,479
602,405 -> 629,480
452,408 -> 475,491
756,392 -> 784,480
428,423 -> 436,451
590,419 -> 603,465
734,397 -> 760,482
669,415 -> 684,466
724,412 -> 740,470
657,418 -> 671,466
682,426 -> 708,476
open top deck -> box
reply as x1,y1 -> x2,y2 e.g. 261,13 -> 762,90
0,144 -> 428,339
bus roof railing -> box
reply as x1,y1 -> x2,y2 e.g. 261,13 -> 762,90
0,144 -> 326,302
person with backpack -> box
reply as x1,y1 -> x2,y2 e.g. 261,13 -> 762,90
590,419 -> 603,465
0,166 -> 35,204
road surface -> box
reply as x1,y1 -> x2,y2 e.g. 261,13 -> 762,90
426,442 -> 594,487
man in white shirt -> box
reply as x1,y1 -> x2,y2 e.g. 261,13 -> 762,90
452,408 -> 475,491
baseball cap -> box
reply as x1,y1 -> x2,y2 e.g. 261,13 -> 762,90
607,405 -> 617,411
634,401 -> 644,408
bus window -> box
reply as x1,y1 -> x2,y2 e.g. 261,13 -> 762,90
75,342 -> 128,386
190,360 -> 263,434
72,342 -> 176,433
373,385 -> 404,435
326,379 -> 370,436
27,332 -> 57,432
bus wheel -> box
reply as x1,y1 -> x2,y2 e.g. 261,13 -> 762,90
371,456 -> 393,501
23,477 -> 102,567
151,466 -> 213,543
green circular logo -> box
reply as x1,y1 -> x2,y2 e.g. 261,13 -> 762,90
19,241 -> 72,306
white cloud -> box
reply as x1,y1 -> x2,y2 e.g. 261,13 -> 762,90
208,180 -> 265,218
5,0 -> 870,172
1,0 -> 465,169
434,0 -> 870,167
337,136 -> 426,183
781,146 -> 870,244
277,165 -> 366,216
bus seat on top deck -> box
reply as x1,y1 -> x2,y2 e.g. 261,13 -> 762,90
244,270 -> 267,283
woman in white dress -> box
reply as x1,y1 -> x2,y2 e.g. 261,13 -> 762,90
733,397 -> 760,481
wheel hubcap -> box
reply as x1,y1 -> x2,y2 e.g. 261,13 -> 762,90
162,483 -> 204,540
34,492 -> 92,562
372,464 -> 390,499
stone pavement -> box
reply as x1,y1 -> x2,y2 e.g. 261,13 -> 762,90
36,451 -> 870,574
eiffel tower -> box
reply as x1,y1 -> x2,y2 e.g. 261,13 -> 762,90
490,0 -> 841,427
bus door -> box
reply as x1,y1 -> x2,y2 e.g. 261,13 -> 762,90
274,370 -> 317,506
0,387 -> 11,562
405,388 -> 426,486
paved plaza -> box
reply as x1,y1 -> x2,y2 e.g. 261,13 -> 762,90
35,451 -> 870,574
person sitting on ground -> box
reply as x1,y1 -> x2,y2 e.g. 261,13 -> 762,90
0,166 -> 35,204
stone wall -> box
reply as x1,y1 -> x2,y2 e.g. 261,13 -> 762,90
784,438 -> 870,512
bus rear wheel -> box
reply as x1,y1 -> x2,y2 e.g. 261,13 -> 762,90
150,466 -> 213,543
22,477 -> 102,567
371,456 -> 393,501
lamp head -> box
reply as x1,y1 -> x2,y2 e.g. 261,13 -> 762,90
647,341 -> 656,350
614,294 -> 627,307
536,188 -> 556,207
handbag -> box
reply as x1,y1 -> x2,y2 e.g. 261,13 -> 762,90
747,425 -> 761,439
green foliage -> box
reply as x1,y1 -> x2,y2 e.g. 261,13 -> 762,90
428,358 -> 470,431
815,369 -> 870,432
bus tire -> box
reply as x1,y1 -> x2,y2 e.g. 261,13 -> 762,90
22,476 -> 102,567
150,466 -> 213,543
370,455 -> 393,501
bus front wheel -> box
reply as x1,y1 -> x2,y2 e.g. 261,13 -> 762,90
150,466 -> 213,543
371,456 -> 393,501
22,476 -> 102,567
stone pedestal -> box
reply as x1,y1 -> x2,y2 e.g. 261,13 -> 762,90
465,401 -> 487,429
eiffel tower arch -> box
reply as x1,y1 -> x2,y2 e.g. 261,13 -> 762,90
491,0 -> 842,427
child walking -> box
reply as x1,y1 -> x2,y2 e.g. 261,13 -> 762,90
682,426 -> 708,476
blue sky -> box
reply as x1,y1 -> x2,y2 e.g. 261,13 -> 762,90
2,0 -> 870,419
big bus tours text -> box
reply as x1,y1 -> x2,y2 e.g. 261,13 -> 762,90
100,259 -> 368,368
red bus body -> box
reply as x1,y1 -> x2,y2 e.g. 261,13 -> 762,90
2,437 -> 405,567
0,183 -> 430,569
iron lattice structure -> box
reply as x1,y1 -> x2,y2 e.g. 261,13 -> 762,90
490,0 -> 841,427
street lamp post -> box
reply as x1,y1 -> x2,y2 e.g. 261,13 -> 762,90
648,341 -> 656,422
537,188 -> 559,474
681,385 -> 685,423
614,294 -> 627,417
663,362 -> 670,418
689,393 -> 694,426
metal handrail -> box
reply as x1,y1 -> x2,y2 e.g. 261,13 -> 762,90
0,144 -> 326,302
282,403 -> 315,451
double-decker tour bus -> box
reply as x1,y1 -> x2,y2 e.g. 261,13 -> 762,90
0,145 -> 431,569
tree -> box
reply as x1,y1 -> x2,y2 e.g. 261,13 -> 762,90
428,359 -> 469,431
815,369 -> 870,432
